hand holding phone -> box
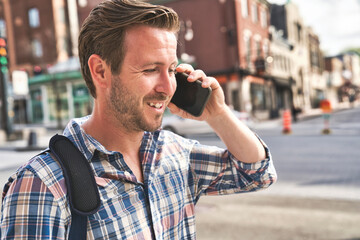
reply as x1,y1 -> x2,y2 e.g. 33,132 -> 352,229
170,72 -> 212,117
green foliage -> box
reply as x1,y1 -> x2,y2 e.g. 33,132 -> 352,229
342,47 -> 360,56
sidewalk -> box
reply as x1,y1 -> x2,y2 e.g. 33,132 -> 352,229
196,193 -> 360,240
0,126 -> 60,151
253,102 -> 357,130
251,108 -> 322,130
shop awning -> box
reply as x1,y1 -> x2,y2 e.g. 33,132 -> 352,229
29,70 -> 82,85
272,77 -> 293,87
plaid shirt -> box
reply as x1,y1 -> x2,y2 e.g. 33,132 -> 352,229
1,117 -> 276,239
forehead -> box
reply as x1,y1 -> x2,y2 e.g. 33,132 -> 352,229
123,25 -> 178,61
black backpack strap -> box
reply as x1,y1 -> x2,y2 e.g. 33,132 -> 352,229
49,134 -> 100,240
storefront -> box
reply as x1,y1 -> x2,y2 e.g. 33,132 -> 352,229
28,70 -> 92,127
270,77 -> 293,118
246,75 -> 272,120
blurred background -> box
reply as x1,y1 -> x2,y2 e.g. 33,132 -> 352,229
0,0 -> 359,239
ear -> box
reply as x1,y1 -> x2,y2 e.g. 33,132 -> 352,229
88,54 -> 110,90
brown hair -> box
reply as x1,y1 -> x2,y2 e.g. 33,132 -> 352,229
78,0 -> 180,98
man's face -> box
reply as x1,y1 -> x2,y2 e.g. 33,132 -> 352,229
107,25 -> 178,132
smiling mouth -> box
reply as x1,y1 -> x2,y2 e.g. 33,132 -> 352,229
149,102 -> 164,109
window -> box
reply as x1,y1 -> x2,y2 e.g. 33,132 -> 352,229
310,46 -> 320,68
58,7 -> 66,23
0,19 -> 6,37
263,42 -> 269,58
28,8 -> 40,28
251,3 -> 258,23
231,90 -> 240,111
296,22 -> 302,43
255,40 -> 261,57
32,39 -> 43,57
260,9 -> 267,28
78,0 -> 88,7
244,35 -> 251,66
251,83 -> 266,110
241,0 -> 248,18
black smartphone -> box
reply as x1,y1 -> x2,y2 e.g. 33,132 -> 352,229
170,72 -> 212,117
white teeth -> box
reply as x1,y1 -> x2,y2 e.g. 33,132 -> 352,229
149,103 -> 162,109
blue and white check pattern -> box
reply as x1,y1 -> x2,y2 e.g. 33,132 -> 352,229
1,116 -> 276,239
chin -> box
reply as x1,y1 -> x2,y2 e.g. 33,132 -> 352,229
144,117 -> 163,132
136,118 -> 161,132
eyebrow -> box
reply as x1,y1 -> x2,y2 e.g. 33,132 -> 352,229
141,60 -> 179,68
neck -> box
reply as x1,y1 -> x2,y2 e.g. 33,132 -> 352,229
82,112 -> 144,154
82,107 -> 146,183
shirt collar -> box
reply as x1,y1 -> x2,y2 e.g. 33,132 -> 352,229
62,116 -> 160,163
62,116 -> 113,162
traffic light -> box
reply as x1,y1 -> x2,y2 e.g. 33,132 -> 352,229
0,37 -> 8,73
0,37 -> 12,136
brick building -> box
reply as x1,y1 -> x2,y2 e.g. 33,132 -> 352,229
156,0 -> 274,119
1,0 -> 336,127
0,0 -> 97,126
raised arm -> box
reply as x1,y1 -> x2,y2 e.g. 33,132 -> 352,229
168,64 -> 266,163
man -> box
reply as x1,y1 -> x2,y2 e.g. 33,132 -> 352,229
1,0 -> 276,239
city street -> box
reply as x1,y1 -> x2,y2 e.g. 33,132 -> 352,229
194,106 -> 360,240
0,106 -> 360,239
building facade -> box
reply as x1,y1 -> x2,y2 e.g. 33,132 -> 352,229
324,56 -> 344,107
1,0 -> 94,127
157,0 -> 274,120
324,52 -> 360,107
1,0 -> 358,129
267,26 -> 294,118
307,27 -> 326,108
271,2 -> 311,112
235,0 -> 273,120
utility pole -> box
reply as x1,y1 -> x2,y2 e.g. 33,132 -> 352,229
0,36 -> 13,137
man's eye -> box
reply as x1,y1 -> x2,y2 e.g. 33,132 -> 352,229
144,69 -> 156,73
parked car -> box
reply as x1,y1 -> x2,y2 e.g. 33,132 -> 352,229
232,110 -> 255,129
161,108 -> 254,136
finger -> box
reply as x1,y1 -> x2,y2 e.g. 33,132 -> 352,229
176,64 -> 194,74
167,102 -> 178,113
167,103 -> 188,118
200,77 -> 212,88
202,76 -> 218,89
187,69 -> 206,82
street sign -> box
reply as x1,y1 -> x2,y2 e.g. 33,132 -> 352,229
12,70 -> 29,95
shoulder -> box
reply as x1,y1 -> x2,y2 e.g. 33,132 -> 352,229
3,151 -> 67,203
157,129 -> 197,148
147,130 -> 199,165
1,152 -> 71,236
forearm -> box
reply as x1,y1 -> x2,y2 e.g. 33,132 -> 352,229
174,64 -> 267,163
207,106 -> 266,163
190,137 -> 276,197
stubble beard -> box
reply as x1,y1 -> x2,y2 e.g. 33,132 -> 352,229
108,76 -> 164,132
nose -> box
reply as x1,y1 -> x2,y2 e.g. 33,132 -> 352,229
155,71 -> 176,96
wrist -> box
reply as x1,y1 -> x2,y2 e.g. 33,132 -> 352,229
206,105 -> 232,126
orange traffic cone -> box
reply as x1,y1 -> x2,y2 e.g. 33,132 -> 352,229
282,109 -> 292,134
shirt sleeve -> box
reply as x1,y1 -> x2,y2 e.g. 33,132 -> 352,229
1,169 -> 67,239
189,137 -> 277,201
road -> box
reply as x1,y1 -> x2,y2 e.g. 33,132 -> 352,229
0,107 -> 359,239
192,106 -> 360,239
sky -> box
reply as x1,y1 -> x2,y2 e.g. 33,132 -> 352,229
267,0 -> 360,56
